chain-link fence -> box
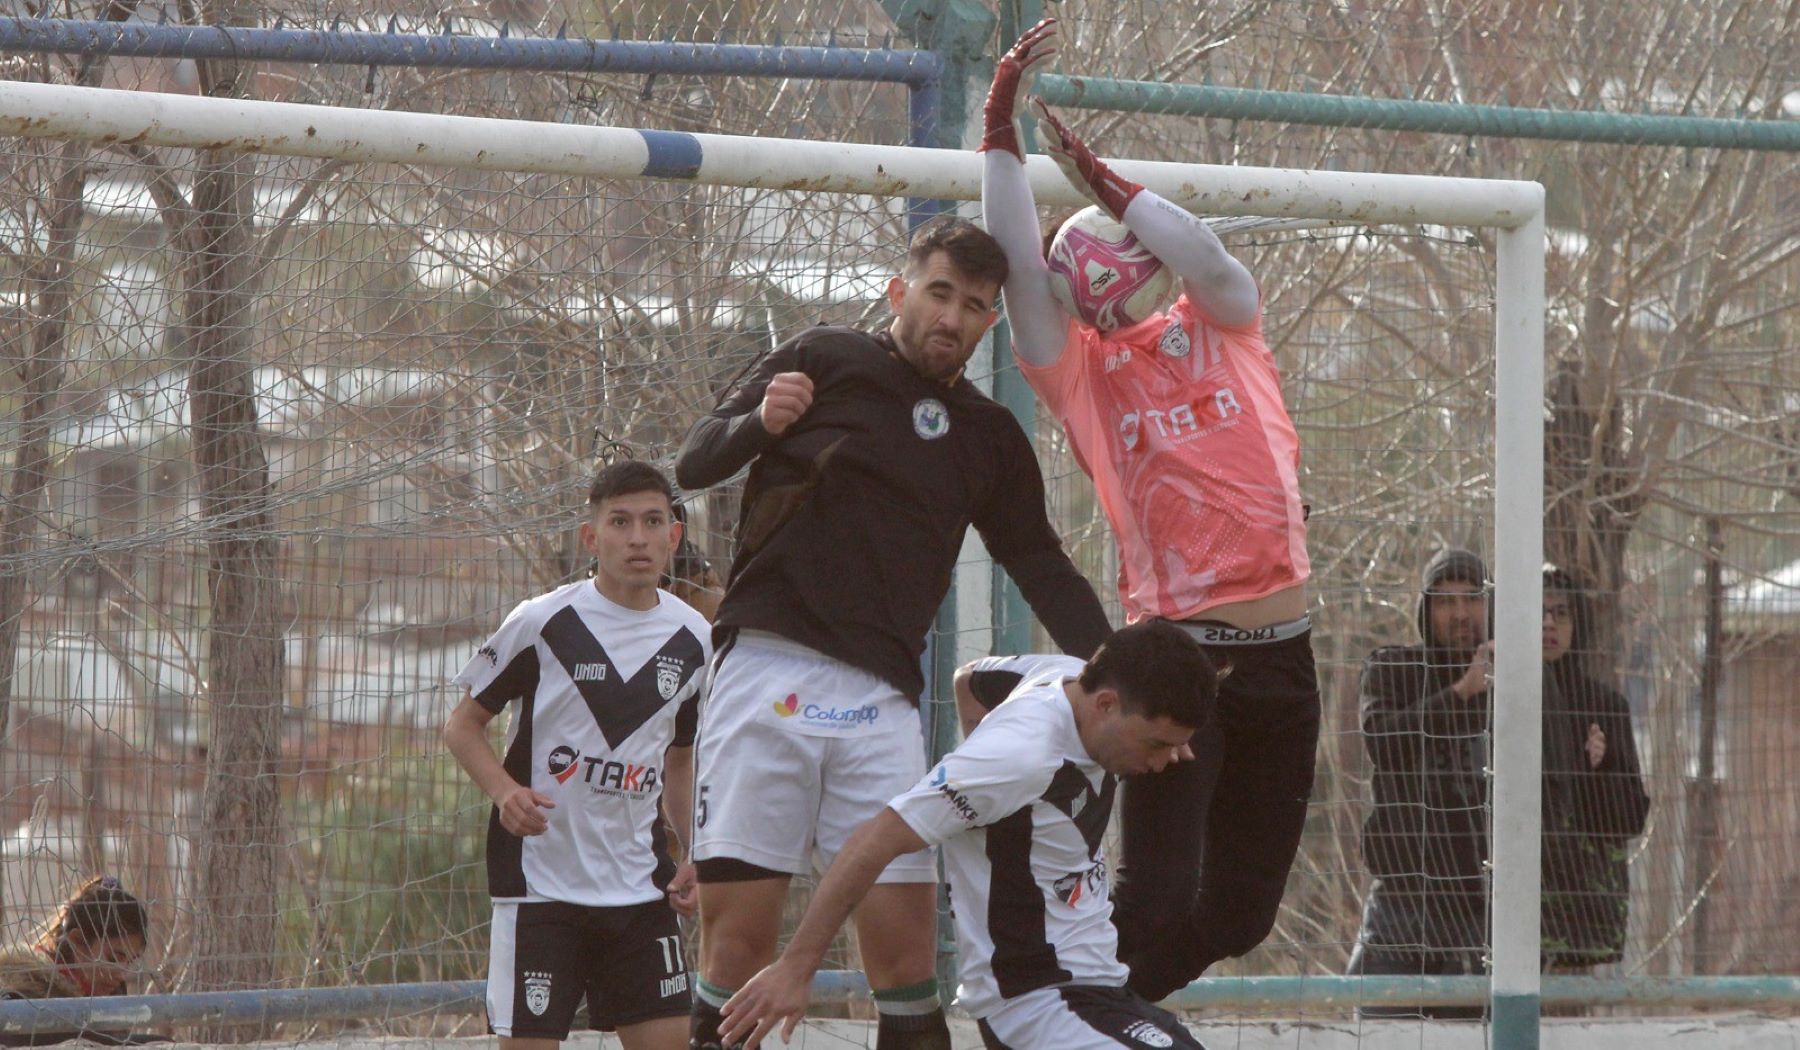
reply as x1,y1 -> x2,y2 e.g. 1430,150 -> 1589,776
1,0 -> 1795,1039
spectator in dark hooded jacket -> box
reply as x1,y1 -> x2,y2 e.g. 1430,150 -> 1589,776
1348,548 -> 1493,1019
1539,565 -> 1649,971
1347,552 -> 1651,1019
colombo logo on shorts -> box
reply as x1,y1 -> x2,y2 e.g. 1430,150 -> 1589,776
523,971 -> 552,1016
771,692 -> 881,729
1123,1019 -> 1173,1047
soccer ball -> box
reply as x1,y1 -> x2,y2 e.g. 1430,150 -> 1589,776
1045,206 -> 1175,332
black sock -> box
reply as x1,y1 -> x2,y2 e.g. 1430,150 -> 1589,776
690,978 -> 737,1050
874,979 -> 951,1050
875,1008 -> 951,1050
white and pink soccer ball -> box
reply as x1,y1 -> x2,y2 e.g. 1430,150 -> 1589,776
1045,206 -> 1175,332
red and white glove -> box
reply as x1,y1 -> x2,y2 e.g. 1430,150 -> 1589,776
980,17 -> 1059,160
1031,98 -> 1144,221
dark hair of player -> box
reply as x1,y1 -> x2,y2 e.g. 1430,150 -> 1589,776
34,875 -> 149,962
586,460 -> 675,511
1078,620 -> 1219,730
905,215 -> 1010,290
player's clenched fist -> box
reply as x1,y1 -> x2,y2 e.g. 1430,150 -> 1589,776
497,783 -> 555,836
759,371 -> 814,436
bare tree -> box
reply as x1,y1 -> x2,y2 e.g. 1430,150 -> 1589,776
0,0 -> 139,930
176,0 -> 286,1013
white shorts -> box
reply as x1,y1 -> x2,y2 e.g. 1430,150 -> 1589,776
976,985 -> 1203,1050
692,631 -> 935,882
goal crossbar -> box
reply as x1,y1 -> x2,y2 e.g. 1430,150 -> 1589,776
0,81 -> 1541,227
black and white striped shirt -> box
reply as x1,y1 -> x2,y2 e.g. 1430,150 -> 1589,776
454,581 -> 711,906
888,654 -> 1125,1018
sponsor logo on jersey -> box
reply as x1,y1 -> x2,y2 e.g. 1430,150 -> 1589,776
575,757 -> 661,798
654,655 -> 685,700
1117,391 -> 1243,450
478,645 -> 500,667
1104,348 -> 1133,373
1052,858 -> 1109,905
1120,412 -> 1142,451
1124,1020 -> 1174,1047
912,398 -> 950,440
571,662 -> 609,681
772,692 -> 880,729
548,745 -> 582,784
523,972 -> 552,1016
930,764 -> 979,823
1158,320 -> 1191,358
548,744 -> 662,797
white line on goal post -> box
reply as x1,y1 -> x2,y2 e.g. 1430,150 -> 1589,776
0,80 -> 1548,1041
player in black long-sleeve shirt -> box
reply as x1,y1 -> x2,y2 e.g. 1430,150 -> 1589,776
677,216 -> 1110,1050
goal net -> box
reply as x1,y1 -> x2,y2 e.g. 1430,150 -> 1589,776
73,44 -> 1800,1050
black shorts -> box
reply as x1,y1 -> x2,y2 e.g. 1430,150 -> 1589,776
486,899 -> 690,1038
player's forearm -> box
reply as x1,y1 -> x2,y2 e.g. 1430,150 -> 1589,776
1121,191 -> 1259,329
779,813 -> 916,972
444,711 -> 518,804
1005,548 -> 1112,659
661,746 -> 695,857
983,151 -> 1073,366
675,411 -> 774,490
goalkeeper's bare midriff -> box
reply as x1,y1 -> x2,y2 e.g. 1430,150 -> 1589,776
1179,581 -> 1308,630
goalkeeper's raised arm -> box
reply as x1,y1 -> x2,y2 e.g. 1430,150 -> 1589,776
978,17 -> 1072,366
973,17 -> 1322,1008
1030,99 -> 1260,330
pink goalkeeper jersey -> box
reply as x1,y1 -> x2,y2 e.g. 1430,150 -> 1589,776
1017,294 -> 1309,622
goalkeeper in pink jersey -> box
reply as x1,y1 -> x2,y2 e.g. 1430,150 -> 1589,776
977,18 -> 1323,1001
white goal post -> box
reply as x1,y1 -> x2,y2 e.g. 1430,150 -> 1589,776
0,79 -> 1547,1030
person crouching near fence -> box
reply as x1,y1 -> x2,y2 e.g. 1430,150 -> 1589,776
0,875 -> 146,1002
0,874 -> 164,1047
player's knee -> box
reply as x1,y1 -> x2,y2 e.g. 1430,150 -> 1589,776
698,928 -> 776,985
853,924 -> 937,987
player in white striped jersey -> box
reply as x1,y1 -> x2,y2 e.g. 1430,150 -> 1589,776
444,462 -> 711,1050
717,622 -> 1219,1050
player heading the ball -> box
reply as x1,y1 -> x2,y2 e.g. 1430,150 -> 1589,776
720,621 -> 1220,1050
980,18 -> 1324,1001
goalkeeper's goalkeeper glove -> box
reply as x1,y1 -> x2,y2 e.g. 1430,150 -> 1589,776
1032,97 -> 1145,222
980,17 -> 1059,160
